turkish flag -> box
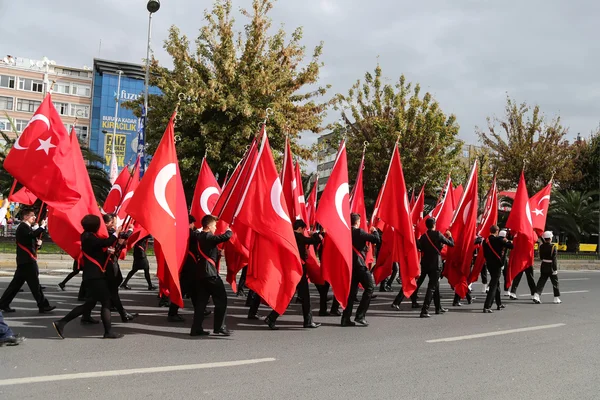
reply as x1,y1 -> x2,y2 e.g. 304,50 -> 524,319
349,153 -> 374,266
294,163 -> 308,222
416,176 -> 454,237
445,163 -> 479,297
529,182 -> 552,237
234,128 -> 302,315
190,157 -> 221,223
280,137 -> 297,219
374,143 -> 420,297
4,95 -> 80,210
126,222 -> 149,252
103,160 -> 140,230
126,112 -> 188,308
410,184 -> 426,228
506,172 -> 535,288
452,184 -> 464,211
305,178 -> 318,229
8,184 -> 37,205
315,140 -> 352,308
371,183 -> 386,231
409,191 -> 416,210
469,177 -> 498,284
48,128 -> 108,260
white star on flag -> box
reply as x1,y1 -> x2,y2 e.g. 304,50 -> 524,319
36,137 -> 56,155
533,208 -> 544,216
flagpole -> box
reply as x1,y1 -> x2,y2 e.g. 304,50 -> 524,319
110,71 -> 123,183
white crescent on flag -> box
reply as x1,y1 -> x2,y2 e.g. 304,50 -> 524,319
270,178 -> 290,223
200,186 -> 220,215
335,183 -> 349,229
154,163 -> 176,219
14,114 -> 51,150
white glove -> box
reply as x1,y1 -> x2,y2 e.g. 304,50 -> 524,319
552,270 -> 558,276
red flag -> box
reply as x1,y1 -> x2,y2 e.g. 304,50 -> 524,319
294,163 -> 308,222
445,162 -> 479,297
409,191 -> 416,210
102,161 -> 140,229
452,184 -> 464,210
233,128 -> 302,315
349,152 -> 374,266
410,184 -> 426,227
126,112 -> 189,308
126,222 -> 149,252
305,177 -> 318,229
8,185 -> 38,205
4,95 -> 80,210
371,183 -> 386,231
280,137 -> 297,218
529,182 -> 552,237
417,176 -> 453,237
190,157 -> 221,223
48,129 -> 108,260
373,143 -> 420,297
506,172 -> 535,288
315,140 -> 352,308
469,177 -> 498,284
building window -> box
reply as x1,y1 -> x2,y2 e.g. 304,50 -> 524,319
0,96 -> 13,111
71,83 -> 91,97
16,98 -> 41,113
73,125 -> 88,139
0,75 -> 15,89
53,82 -> 70,94
18,78 -> 43,92
53,101 -> 69,116
70,104 -> 90,118
0,119 -> 10,131
462,150 -> 469,158
15,119 -> 30,133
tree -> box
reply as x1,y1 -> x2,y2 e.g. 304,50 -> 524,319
132,0 -> 330,200
547,190 -> 599,251
477,96 -> 579,193
332,65 -> 461,210
569,130 -> 599,194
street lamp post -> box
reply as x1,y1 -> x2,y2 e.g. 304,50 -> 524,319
140,0 -> 160,177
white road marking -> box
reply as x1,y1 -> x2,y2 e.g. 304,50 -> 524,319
426,323 -> 566,343
0,358 -> 276,387
560,278 -> 590,281
519,290 -> 589,297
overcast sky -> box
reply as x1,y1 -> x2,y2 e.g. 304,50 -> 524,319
2,0 -> 598,147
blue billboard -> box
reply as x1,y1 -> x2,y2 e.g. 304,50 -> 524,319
90,61 -> 161,172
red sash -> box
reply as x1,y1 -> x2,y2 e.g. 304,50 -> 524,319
424,232 -> 442,256
17,243 -> 37,261
352,246 -> 365,262
485,238 -> 502,260
187,250 -> 198,264
197,243 -> 217,268
82,252 -> 105,272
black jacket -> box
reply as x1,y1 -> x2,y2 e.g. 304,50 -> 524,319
351,227 -> 380,269
418,230 -> 454,272
539,242 -> 558,273
16,222 -> 45,265
133,235 -> 151,260
294,232 -> 322,262
80,232 -> 118,281
482,235 -> 513,270
192,230 -> 232,279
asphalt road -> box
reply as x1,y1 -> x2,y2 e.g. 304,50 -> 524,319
0,271 -> 598,400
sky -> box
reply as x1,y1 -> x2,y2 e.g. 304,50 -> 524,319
1,0 -> 598,149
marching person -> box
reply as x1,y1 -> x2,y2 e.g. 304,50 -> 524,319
533,231 -> 561,304
264,219 -> 322,330
52,214 -> 125,339
58,259 -> 81,291
0,310 -> 24,346
121,235 -> 157,291
379,262 -> 399,292
341,213 -> 380,327
0,208 -> 55,314
482,225 -> 513,313
418,217 -> 453,318
188,214 -> 232,337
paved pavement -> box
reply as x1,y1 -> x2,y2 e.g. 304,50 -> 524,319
0,271 -> 598,400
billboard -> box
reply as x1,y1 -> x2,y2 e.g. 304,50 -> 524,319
90,67 -> 160,172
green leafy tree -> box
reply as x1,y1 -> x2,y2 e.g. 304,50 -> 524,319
569,130 -> 599,194
332,65 -> 462,210
547,190 -> 599,251
132,0 -> 330,200
477,96 -> 579,193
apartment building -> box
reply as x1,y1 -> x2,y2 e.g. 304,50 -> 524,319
0,55 -> 93,145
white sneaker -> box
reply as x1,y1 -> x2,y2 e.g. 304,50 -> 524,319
503,291 -> 510,297
554,297 -> 561,304
533,293 -> 541,304
509,293 -> 517,300
481,284 -> 488,293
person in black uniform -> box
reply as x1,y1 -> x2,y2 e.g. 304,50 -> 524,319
264,219 -> 322,330
482,225 -> 513,312
52,215 -> 124,339
391,272 -> 423,310
533,231 -> 561,304
341,213 -> 380,327
0,310 -> 24,346
379,262 -> 399,292
0,208 -> 55,313
121,235 -> 156,290
418,217 -> 453,318
58,259 -> 81,291
188,214 -> 232,336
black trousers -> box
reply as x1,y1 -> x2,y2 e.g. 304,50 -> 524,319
342,267 -> 374,322
316,282 -> 339,314
123,258 -> 153,288
380,262 -> 400,290
453,290 -> 472,304
484,266 -> 502,309
0,263 -> 49,310
502,267 -> 509,292
481,264 -> 489,285
247,290 -> 262,317
191,276 -> 228,333
421,269 -> 441,314
237,266 -> 247,293
59,279 -> 113,335
536,271 -> 560,297
168,277 -> 190,316
393,272 -> 425,305
268,274 -> 313,325
60,261 -> 81,286
511,266 -> 536,295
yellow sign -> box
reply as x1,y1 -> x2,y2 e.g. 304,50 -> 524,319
104,133 -> 127,168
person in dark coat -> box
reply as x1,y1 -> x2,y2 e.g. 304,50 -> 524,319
482,225 -> 513,312
121,235 -> 156,290
533,231 -> 561,304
